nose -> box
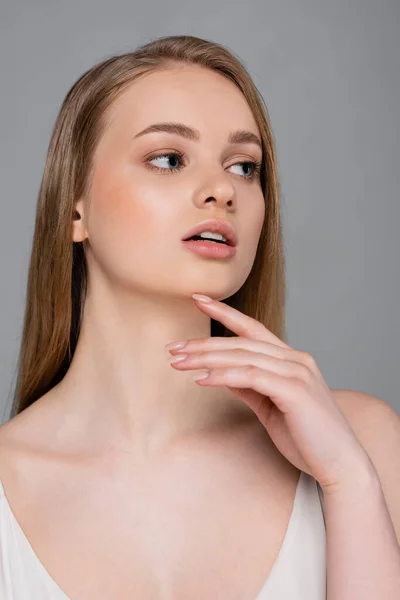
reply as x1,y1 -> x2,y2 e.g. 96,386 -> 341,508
193,173 -> 236,211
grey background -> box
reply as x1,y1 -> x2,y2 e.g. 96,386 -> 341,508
1,0 -> 399,423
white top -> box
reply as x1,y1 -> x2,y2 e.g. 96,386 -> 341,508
0,470 -> 327,599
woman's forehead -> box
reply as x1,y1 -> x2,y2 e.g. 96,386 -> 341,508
106,66 -> 259,138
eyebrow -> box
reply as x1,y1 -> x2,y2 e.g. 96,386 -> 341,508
132,121 -> 263,151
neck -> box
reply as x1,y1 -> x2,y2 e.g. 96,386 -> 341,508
54,282 -> 252,462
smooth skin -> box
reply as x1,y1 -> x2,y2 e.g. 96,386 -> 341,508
168,294 -> 400,599
0,64 -> 399,599
168,293 -> 376,495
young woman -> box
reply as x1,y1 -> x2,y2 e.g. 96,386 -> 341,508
0,34 -> 399,600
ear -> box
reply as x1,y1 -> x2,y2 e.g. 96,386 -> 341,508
72,197 -> 88,242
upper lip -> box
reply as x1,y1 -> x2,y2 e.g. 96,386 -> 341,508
181,219 -> 237,247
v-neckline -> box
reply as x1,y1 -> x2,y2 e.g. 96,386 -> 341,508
0,470 -> 305,600
252,469 -> 305,598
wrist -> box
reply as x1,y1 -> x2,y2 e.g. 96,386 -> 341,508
321,455 -> 381,498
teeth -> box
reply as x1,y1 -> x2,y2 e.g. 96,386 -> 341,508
198,231 -> 228,243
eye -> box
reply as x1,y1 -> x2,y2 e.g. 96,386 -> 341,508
145,151 -> 262,180
146,151 -> 187,175
229,160 -> 262,180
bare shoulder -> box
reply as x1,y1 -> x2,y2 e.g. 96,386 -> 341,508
0,387 -> 61,445
0,401 -> 43,449
0,409 -> 36,485
331,388 -> 400,541
331,388 -> 400,446
0,392 -> 63,488
331,388 -> 400,470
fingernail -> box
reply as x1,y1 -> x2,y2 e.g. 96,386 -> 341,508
168,354 -> 188,364
165,341 -> 186,351
193,371 -> 210,381
192,294 -> 213,303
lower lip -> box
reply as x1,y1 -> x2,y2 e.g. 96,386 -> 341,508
181,240 -> 237,259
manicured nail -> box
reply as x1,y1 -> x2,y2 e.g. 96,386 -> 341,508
192,294 -> 213,303
168,354 -> 188,364
165,341 -> 186,351
193,371 -> 210,381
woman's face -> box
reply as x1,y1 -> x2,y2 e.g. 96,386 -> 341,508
76,65 -> 265,301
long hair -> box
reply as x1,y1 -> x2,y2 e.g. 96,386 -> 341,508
7,34 -> 286,420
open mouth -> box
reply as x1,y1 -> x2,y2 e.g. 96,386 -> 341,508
184,235 -> 230,246
181,219 -> 237,247
181,232 -> 237,258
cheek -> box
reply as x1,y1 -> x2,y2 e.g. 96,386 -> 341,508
246,195 -> 266,251
234,196 -> 265,277
86,173 -> 178,276
254,196 -> 266,232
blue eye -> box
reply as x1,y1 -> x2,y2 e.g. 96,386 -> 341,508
145,151 -> 262,180
147,152 -> 185,174
229,161 -> 262,179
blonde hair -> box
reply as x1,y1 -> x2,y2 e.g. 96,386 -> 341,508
8,34 -> 286,419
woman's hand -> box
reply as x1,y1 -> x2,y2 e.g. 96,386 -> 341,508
166,294 -> 376,496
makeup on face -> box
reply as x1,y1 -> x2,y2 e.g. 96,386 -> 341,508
181,237 -> 237,259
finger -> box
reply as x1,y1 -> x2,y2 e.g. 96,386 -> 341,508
170,337 -> 285,356
169,349 -> 311,382
192,295 -> 290,349
193,365 -> 302,414
168,337 -> 323,382
170,336 -> 302,364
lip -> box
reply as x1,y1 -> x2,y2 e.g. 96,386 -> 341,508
181,219 -> 237,247
181,239 -> 237,259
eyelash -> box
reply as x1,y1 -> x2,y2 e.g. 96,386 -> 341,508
145,151 -> 262,181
